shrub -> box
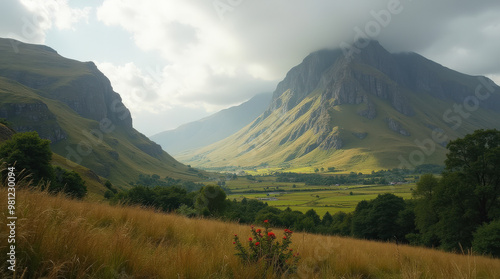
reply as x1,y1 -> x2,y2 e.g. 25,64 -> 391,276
233,220 -> 300,275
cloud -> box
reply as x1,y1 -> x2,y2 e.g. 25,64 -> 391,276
3,0 -> 500,133
0,0 -> 91,44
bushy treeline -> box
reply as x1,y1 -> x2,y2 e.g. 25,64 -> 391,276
276,164 -> 443,186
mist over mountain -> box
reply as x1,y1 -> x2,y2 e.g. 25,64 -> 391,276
179,41 -> 500,172
150,93 -> 272,155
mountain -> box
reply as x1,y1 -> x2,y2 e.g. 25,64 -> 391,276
0,38 -> 197,186
178,41 -> 500,172
150,93 -> 272,154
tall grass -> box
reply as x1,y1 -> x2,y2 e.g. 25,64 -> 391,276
1,187 -> 499,278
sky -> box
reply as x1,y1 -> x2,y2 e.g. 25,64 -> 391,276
1,0 -> 500,136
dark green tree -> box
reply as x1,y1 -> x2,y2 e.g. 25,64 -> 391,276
472,220 -> 500,257
351,194 -> 407,241
52,166 -> 87,199
0,131 -> 54,184
436,129 -> 500,250
195,185 -> 227,216
411,174 -> 440,247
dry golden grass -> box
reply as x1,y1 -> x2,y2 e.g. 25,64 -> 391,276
1,188 -> 499,279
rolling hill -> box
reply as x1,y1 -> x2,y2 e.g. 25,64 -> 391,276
179,41 -> 500,172
0,38 -> 197,186
150,92 -> 271,154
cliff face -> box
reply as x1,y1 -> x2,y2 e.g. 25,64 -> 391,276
0,41 -> 132,129
0,101 -> 67,143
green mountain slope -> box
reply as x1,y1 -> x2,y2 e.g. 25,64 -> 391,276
179,41 -> 500,172
0,38 -> 197,186
150,93 -> 272,154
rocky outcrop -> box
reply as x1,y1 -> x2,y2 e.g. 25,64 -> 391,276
0,102 -> 67,143
0,123 -> 15,142
269,49 -> 342,112
357,101 -> 377,119
386,117 -> 410,136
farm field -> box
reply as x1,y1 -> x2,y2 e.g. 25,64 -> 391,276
224,176 -> 415,216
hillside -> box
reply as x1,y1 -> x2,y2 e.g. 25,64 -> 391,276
0,38 -> 197,186
2,187 -> 499,278
151,92 -> 272,154
179,41 -> 500,172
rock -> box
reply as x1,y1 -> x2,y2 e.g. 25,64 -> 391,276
386,117 -> 410,136
352,132 -> 368,139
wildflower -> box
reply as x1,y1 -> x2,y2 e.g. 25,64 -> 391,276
249,237 -> 253,242
268,232 -> 276,238
283,236 -> 287,240
256,229 -> 261,233
255,242 -> 260,246
264,220 -> 269,223
233,242 -> 236,244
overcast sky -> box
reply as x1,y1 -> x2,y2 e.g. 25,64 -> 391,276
2,0 -> 500,136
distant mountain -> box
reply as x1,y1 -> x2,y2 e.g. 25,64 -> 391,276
0,38 -> 197,186
179,41 -> 500,172
150,93 -> 271,154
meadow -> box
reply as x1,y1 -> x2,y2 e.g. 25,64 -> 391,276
2,187 -> 500,279
225,176 -> 414,216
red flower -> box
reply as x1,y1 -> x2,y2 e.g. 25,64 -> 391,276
255,242 -> 260,246
283,236 -> 287,240
249,237 -> 253,242
264,220 -> 269,223
268,232 -> 276,238
233,242 -> 236,244
256,229 -> 261,233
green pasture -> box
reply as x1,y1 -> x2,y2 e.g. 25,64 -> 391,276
227,180 -> 415,216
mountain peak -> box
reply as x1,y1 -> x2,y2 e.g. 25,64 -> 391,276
182,42 -> 500,172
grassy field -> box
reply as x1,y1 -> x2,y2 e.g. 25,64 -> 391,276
225,177 -> 414,216
2,187 -> 500,278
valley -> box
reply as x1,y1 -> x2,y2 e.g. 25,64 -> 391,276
220,172 -> 416,216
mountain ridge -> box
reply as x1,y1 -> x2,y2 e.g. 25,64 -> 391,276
0,38 -> 197,185
179,41 -> 500,172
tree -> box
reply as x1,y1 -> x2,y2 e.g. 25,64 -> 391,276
437,129 -> 500,250
52,166 -> 87,199
472,220 -> 500,257
411,174 -> 440,247
351,194 -> 407,241
0,131 -> 54,184
412,129 -> 500,251
195,185 -> 227,216
444,129 -> 500,225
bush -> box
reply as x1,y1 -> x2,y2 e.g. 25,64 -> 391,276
472,220 -> 500,257
233,220 -> 300,275
52,166 -> 87,199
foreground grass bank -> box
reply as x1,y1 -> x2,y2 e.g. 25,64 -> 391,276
1,188 -> 499,278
